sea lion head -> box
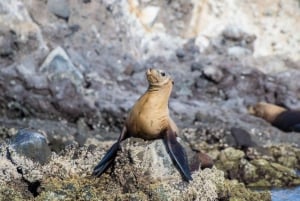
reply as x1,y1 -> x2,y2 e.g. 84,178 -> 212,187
146,68 -> 173,87
248,102 -> 286,123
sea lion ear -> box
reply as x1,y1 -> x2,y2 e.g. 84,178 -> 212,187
163,128 -> 192,182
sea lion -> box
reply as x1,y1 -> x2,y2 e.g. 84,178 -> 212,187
249,102 -> 300,132
93,68 -> 192,181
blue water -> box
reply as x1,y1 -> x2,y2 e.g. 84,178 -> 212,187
271,170 -> 300,201
271,186 -> 300,201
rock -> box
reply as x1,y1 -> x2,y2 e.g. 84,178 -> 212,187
175,48 -> 185,59
249,159 -> 299,187
0,28 -> 14,57
194,151 -> 214,169
107,138 -> 222,199
227,46 -> 252,57
139,6 -> 160,27
191,61 -> 205,72
219,179 -> 271,201
0,138 -> 271,200
47,0 -> 70,19
9,129 -> 52,164
202,65 -> 224,83
215,145 -> 300,188
216,147 -> 245,179
0,186 -> 24,201
241,159 -> 259,182
229,127 -> 256,149
268,145 -> 299,169
40,46 -> 84,88
219,147 -> 245,162
0,0 -> 47,56
114,138 -> 185,182
222,25 -> 244,41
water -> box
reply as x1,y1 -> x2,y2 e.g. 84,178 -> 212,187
271,186 -> 300,201
271,170 -> 300,201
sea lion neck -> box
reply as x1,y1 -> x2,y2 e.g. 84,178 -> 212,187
148,78 -> 172,89
147,79 -> 173,99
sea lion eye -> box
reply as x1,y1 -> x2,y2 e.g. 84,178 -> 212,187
160,72 -> 166,77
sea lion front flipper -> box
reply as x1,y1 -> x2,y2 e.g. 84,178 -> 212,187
164,129 -> 192,181
93,126 -> 127,177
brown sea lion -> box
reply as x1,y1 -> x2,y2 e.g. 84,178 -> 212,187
93,68 -> 192,181
249,102 -> 300,132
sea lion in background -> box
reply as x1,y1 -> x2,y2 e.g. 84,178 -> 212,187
249,102 -> 300,132
93,68 -> 192,181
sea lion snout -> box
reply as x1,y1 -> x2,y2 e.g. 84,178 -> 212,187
146,68 -> 171,86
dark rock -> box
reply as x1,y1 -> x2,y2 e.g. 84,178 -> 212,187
191,61 -> 205,71
47,0 -> 70,19
10,129 -> 51,164
194,151 -> 214,170
229,127 -> 256,149
0,29 -> 14,57
175,48 -> 185,59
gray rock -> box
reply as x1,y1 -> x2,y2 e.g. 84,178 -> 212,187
47,0 -> 70,19
202,65 -> 224,83
40,46 -> 84,91
0,28 -> 14,57
119,138 -> 183,181
9,129 -> 52,164
108,137 -> 222,200
191,61 -> 205,71
175,48 -> 185,59
222,25 -> 244,41
227,46 -> 252,57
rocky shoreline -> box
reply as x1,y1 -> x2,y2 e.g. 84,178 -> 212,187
0,0 -> 300,200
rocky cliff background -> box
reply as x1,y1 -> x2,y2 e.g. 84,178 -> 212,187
0,0 -> 300,200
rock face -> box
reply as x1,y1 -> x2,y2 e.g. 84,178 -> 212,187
185,0 -> 300,61
0,139 -> 271,200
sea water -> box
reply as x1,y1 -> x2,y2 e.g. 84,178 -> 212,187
271,186 -> 300,201
272,170 -> 300,201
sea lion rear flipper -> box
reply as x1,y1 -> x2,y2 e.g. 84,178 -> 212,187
93,127 -> 127,177
164,129 -> 192,181
93,142 -> 119,176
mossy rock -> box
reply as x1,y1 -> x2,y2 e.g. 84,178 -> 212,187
217,179 -> 271,201
0,185 -> 25,201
